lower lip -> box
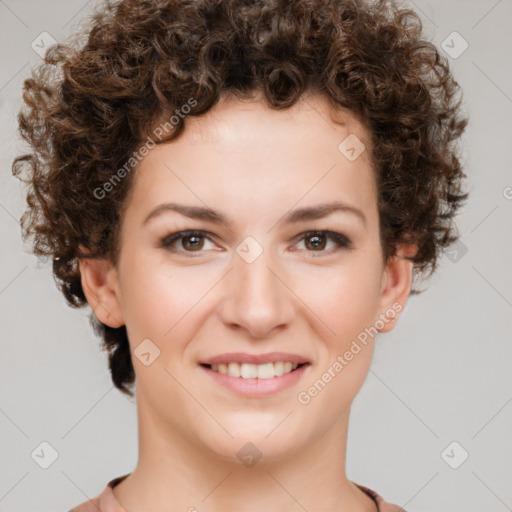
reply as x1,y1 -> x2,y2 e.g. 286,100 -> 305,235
201,364 -> 310,397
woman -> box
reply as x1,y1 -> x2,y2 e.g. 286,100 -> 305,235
12,0 -> 468,510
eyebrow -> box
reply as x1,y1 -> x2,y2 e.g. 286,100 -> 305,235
142,201 -> 367,228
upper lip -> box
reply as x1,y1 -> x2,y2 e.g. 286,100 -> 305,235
200,352 -> 310,365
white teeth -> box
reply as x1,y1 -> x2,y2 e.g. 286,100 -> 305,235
240,363 -> 258,378
257,362 -> 274,379
274,361 -> 284,377
208,361 -> 304,379
227,362 -> 241,377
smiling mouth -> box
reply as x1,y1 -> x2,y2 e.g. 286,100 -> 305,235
200,362 -> 309,379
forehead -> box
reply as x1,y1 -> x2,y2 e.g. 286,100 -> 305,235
179,94 -> 371,156
125,94 -> 378,229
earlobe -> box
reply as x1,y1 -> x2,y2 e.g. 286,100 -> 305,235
376,243 -> 417,333
78,251 -> 124,328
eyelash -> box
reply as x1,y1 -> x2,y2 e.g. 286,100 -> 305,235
160,229 -> 353,257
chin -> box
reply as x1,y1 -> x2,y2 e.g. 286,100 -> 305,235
197,420 -> 309,466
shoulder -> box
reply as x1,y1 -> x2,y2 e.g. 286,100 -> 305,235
354,482 -> 406,512
68,495 -> 101,512
68,474 -> 129,512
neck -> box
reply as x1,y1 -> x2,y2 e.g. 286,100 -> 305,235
113,391 -> 377,512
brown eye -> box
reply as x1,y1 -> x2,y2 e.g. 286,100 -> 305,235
181,234 -> 204,251
294,230 -> 352,254
161,230 -> 215,254
304,233 -> 327,251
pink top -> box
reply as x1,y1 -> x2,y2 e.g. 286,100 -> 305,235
68,474 -> 406,512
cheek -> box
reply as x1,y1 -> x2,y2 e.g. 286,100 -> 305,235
295,271 -> 380,417
303,258 -> 383,340
118,236 -> 384,358
118,253 -> 217,352
297,255 -> 382,392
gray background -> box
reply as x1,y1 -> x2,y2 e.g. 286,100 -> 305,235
1,1 -> 511,511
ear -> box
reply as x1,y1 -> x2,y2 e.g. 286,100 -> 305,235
375,243 -> 417,333
78,246 -> 124,328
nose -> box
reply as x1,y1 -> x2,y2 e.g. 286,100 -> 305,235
217,241 -> 295,339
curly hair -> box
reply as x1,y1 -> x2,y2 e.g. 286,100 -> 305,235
12,0 -> 469,397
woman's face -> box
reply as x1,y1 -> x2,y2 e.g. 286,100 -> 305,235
82,93 -> 412,463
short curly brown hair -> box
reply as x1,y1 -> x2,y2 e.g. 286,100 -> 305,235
12,0 -> 469,397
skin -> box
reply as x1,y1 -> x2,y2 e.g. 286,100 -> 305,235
79,92 -> 416,512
